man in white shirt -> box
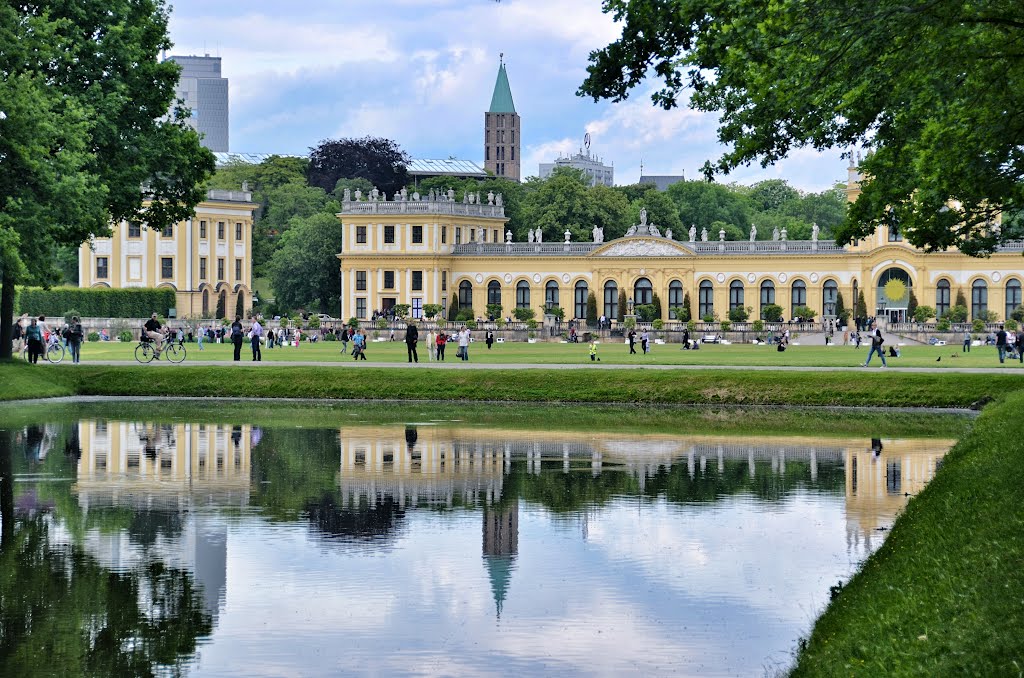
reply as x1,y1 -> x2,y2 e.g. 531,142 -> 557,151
250,317 -> 263,362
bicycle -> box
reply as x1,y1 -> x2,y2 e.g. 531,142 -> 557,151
135,334 -> 186,364
24,335 -> 66,364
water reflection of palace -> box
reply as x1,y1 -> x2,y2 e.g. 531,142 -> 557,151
62,420 -> 256,624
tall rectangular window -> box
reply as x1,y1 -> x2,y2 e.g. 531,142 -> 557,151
235,259 -> 242,281
356,298 -> 367,319
412,225 -> 423,243
161,257 -> 173,279
161,224 -> 173,238
412,298 -> 423,319
235,222 -> 243,240
356,226 -> 367,243
199,258 -> 207,280
199,220 -> 207,238
442,271 -> 447,292
96,257 -> 109,279
384,225 -> 395,244
128,222 -> 141,238
384,271 -> 395,289
356,271 -> 367,291
217,222 -> 225,239
412,271 -> 423,291
441,226 -> 447,244
455,228 -> 461,244
217,258 -> 225,281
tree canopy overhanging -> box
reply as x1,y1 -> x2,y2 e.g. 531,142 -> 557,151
0,0 -> 214,358
578,0 -> 1024,255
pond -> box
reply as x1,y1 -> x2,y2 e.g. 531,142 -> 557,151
0,401 -> 968,677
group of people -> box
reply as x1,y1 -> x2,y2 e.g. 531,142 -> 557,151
12,314 -> 84,364
994,325 -> 1024,363
626,328 -> 654,354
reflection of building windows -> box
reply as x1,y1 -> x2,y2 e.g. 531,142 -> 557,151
356,271 -> 367,291
96,257 -> 109,279
161,257 -> 174,279
384,271 -> 395,289
412,271 -> 423,291
356,297 -> 366,319
356,226 -> 367,244
886,460 -> 902,495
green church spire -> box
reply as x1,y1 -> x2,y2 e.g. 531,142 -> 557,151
488,55 -> 516,114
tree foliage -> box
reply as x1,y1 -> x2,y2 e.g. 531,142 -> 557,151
307,137 -> 410,197
268,213 -> 344,314
0,0 -> 214,358
578,0 -> 1024,255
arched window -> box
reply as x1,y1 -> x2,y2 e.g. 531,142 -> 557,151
202,290 -> 209,316
668,280 -> 684,319
729,280 -> 744,312
458,281 -> 473,310
516,280 -> 531,309
760,280 -> 775,319
487,280 -> 501,306
634,277 -> 653,306
823,280 -> 838,317
791,280 -> 807,316
698,280 -> 714,319
876,268 -> 912,314
603,281 -> 618,320
852,279 -> 859,315
574,281 -> 588,319
1006,279 -> 1021,320
935,279 -> 951,318
545,280 -> 560,309
971,280 -> 988,320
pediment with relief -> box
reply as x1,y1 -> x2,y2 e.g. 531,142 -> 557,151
593,238 -> 691,257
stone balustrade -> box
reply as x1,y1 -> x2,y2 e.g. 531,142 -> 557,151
341,200 -> 505,218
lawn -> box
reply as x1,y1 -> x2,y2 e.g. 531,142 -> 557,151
59,337 -> 1023,369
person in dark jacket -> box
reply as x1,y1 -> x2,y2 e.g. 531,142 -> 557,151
230,316 -> 244,361
67,316 -> 84,363
405,322 -> 419,363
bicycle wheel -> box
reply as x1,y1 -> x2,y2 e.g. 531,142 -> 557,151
47,343 -> 66,364
135,343 -> 155,363
165,343 -> 186,363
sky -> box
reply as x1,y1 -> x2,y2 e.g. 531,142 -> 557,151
166,0 -> 848,193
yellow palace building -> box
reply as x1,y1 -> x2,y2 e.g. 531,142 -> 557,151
337,167 -> 1024,325
79,188 -> 259,318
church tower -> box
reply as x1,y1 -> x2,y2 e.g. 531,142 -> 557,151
484,55 -> 521,181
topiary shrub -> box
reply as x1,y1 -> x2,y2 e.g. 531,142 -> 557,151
465,319 -> 478,330
1005,319 -> 1018,331
87,331 -> 100,342
720,320 -> 731,332
972,318 -> 986,333
652,319 -> 664,330
752,319 -> 764,332
936,318 -> 952,331
118,330 -> 133,342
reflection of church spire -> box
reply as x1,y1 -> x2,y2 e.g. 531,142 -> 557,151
483,500 -> 518,618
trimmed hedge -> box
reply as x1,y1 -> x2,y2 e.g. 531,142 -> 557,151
16,287 -> 175,318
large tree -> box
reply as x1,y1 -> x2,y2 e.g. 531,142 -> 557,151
307,137 -> 410,197
268,213 -> 344,314
0,0 -> 214,359
579,0 -> 1024,255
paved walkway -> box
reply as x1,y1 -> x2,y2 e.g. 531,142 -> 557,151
73,360 -> 1021,374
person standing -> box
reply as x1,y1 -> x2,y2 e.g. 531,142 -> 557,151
963,328 -> 972,353
863,328 -> 887,368
628,328 -> 637,354
589,339 -> 599,362
436,331 -> 447,361
25,317 -> 43,364
357,329 -> 368,360
1016,328 -> 1024,364
230,316 -> 244,361
640,329 -> 650,354
67,315 -> 84,364
197,325 -> 206,351
11,313 -> 26,358
250,316 -> 263,362
995,324 -> 1008,363
458,327 -> 470,361
426,329 -> 436,361
486,330 -> 494,350
339,329 -> 348,354
405,321 -> 419,363
681,327 -> 690,350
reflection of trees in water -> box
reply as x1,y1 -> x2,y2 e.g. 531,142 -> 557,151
642,459 -> 845,504
0,518 -> 212,675
250,429 -> 341,518
128,510 -> 186,548
304,493 -> 406,541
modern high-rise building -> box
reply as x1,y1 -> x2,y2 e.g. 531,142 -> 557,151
484,57 -> 521,181
539,148 -> 614,186
168,55 -> 229,152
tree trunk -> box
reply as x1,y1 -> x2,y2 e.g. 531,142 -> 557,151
0,269 -> 15,360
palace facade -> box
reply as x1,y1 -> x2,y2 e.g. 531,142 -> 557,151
79,189 -> 258,318
337,169 -> 1024,325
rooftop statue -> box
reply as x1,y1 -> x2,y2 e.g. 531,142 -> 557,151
689,225 -> 696,242
701,227 -> 708,242
750,224 -> 757,241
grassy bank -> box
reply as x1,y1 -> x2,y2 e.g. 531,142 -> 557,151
0,361 -> 1014,408
792,390 -> 1024,676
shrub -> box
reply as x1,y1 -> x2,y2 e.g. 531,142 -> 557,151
728,307 -> 749,322
486,303 -> 503,319
547,305 -> 566,321
702,314 -> 715,323
16,287 -> 175,318
792,305 -> 817,320
982,309 -> 1000,323
423,304 -> 443,320
635,304 -> 658,322
972,319 -> 986,333
87,331 -> 100,342
1012,305 -> 1024,322
323,333 -> 337,341
347,317 -> 360,329
526,318 -> 538,330
63,309 -> 82,324
752,319 -> 765,332
720,320 -> 731,331
496,317 -> 507,329
456,309 -> 475,322
375,318 -> 388,329
586,292 -> 598,325
623,317 -> 637,329
761,304 -> 783,322
686,319 -> 697,332
682,292 -> 692,322
448,297 -> 460,321
652,319 -> 664,330
465,319 -> 478,330
392,304 -> 411,320
913,305 -> 936,323
308,316 -> 321,329
118,330 -> 133,342
936,318 -> 952,331
513,307 -> 535,322
617,289 -> 627,322
946,305 -> 969,322
651,292 -> 663,320
1005,319 -> 1018,331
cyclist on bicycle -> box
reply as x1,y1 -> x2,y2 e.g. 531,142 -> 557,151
144,313 -> 164,358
